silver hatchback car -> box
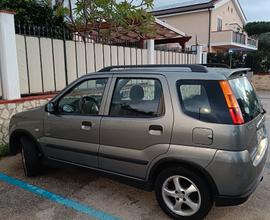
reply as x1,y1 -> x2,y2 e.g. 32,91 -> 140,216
9,65 -> 268,219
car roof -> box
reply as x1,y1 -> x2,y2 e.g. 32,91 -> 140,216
86,65 -> 250,81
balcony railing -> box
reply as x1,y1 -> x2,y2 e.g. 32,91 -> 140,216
211,30 -> 258,50
232,32 -> 246,45
247,38 -> 257,48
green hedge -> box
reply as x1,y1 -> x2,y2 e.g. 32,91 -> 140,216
207,51 -> 270,74
207,52 -> 246,68
0,145 -> 9,158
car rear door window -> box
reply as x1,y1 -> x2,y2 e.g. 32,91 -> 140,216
177,80 -> 232,124
110,78 -> 164,118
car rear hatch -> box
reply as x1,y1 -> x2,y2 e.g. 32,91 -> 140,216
227,75 -> 268,165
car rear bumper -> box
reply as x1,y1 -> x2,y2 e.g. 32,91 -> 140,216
206,138 -> 268,204
215,173 -> 264,206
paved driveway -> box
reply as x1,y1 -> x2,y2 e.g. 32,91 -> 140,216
0,91 -> 270,220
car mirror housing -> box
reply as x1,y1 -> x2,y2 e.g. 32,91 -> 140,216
46,102 -> 56,114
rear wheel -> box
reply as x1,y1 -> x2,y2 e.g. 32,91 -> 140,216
155,167 -> 213,220
20,136 -> 41,177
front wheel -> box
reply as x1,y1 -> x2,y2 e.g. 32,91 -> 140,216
155,167 -> 213,220
20,136 -> 42,177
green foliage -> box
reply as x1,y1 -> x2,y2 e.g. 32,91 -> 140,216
207,52 -> 246,68
58,0 -> 155,40
247,32 -> 270,73
244,22 -> 270,73
208,51 -> 270,74
245,51 -> 270,73
258,32 -> 270,51
244,22 -> 270,37
0,145 -> 9,158
0,0 -> 65,26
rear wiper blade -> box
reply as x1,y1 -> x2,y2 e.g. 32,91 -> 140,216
261,108 -> 267,115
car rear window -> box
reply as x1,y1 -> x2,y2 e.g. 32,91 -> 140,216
229,77 -> 262,123
177,80 -> 232,124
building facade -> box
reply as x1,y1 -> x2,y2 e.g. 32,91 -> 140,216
153,0 -> 258,53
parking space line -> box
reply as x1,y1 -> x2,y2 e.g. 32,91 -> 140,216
0,172 -> 121,220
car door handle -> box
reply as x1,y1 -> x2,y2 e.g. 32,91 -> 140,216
81,121 -> 92,131
149,125 -> 163,136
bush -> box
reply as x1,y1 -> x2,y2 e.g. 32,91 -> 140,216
207,52 -> 246,68
245,51 -> 270,74
0,145 -> 9,158
0,0 -> 65,27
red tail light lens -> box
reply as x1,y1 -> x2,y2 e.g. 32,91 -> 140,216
219,80 -> 244,125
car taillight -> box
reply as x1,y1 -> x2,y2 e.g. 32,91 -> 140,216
219,80 -> 244,125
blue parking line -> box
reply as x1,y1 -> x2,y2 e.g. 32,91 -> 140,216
0,172 -> 121,220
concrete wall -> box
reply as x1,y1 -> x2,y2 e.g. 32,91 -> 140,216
0,95 -> 53,144
159,11 -> 209,47
211,0 -> 244,32
253,75 -> 270,91
211,30 -> 233,44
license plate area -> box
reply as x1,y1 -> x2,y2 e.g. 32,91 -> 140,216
257,127 -> 265,143
252,126 -> 268,166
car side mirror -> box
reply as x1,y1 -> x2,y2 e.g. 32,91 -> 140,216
46,102 -> 56,114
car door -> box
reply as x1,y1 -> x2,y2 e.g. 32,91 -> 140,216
40,76 -> 112,168
99,74 -> 173,179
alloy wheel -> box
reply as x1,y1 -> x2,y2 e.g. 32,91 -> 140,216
162,175 -> 201,216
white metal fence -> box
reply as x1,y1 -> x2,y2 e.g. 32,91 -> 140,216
13,35 -> 196,97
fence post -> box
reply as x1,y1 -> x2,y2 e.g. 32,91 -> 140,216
0,11 -> 21,99
202,52 -> 208,64
147,39 -> 155,64
195,45 -> 203,64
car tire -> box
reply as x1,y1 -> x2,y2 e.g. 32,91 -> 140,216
155,166 -> 213,220
20,136 -> 41,177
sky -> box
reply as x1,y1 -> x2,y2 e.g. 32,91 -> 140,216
154,0 -> 270,22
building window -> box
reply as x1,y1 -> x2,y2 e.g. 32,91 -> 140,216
217,17 -> 223,31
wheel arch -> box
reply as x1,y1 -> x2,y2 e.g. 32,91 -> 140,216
147,158 -> 219,197
9,129 -> 41,155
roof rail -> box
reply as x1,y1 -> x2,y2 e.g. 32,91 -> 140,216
98,64 -> 208,73
203,63 -> 230,68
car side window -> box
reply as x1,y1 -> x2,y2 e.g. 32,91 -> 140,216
179,84 -> 211,114
177,80 -> 232,124
110,78 -> 164,118
58,78 -> 108,115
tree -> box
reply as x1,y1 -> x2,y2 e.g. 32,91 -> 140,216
244,22 -> 270,37
258,32 -> 270,51
57,0 -> 155,42
244,22 -> 270,73
0,0 -> 65,27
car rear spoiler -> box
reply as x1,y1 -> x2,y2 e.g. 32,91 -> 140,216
228,68 -> 251,79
